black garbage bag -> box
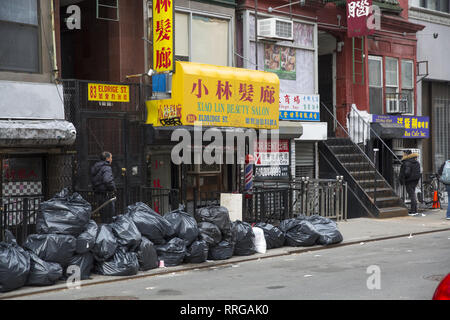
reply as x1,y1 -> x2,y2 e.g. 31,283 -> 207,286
110,215 -> 142,251
126,202 -> 175,245
94,248 -> 139,276
254,222 -> 285,249
184,240 -> 208,264
26,252 -> 63,286
195,206 -> 232,235
92,224 -> 118,262
231,221 -> 256,256
207,240 -> 234,260
36,188 -> 91,237
305,215 -> 343,245
76,220 -> 98,254
24,234 -> 76,266
197,222 -> 222,247
279,218 -> 320,247
164,208 -> 199,246
66,253 -> 94,280
0,232 -> 31,292
155,237 -> 187,267
135,237 -> 158,271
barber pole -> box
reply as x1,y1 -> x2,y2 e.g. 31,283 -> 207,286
245,154 -> 254,193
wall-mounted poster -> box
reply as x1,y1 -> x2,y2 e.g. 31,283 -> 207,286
264,44 -> 296,80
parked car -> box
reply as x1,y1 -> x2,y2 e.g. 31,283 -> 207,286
432,273 -> 450,300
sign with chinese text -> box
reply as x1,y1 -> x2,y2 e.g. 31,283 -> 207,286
146,61 -> 280,129
88,83 -> 130,102
372,115 -> 430,139
347,0 -> 374,37
153,0 -> 174,73
254,139 -> 290,179
279,93 -> 320,121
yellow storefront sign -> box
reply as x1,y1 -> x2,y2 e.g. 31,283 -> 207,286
88,83 -> 130,102
146,61 -> 280,129
153,0 -> 174,73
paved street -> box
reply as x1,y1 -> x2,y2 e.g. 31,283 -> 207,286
11,230 -> 450,300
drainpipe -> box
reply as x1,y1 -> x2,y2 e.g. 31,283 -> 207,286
50,0 -> 60,81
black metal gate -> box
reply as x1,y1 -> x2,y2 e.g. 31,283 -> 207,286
63,80 -> 147,216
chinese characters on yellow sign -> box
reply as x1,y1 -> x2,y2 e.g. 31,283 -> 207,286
153,0 -> 174,73
87,83 -> 130,102
146,61 -> 280,129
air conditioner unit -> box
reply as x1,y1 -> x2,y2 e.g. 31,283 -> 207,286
257,18 -> 294,41
386,98 -> 400,113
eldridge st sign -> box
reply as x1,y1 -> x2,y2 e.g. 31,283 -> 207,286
146,61 -> 280,129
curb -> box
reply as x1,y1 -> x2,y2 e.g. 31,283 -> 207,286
2,226 -> 450,300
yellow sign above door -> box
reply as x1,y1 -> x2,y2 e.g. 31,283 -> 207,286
146,61 -> 280,129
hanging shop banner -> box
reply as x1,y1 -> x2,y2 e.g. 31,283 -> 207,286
88,83 -> 130,102
146,61 -> 280,129
153,0 -> 174,73
279,93 -> 320,121
264,44 -> 296,80
254,139 -> 290,179
347,0 -> 375,37
372,115 -> 430,139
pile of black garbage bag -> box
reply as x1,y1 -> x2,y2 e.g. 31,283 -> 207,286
0,189 -> 343,293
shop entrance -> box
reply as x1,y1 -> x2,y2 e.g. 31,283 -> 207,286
318,31 -> 337,136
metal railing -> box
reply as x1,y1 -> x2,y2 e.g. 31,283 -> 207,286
76,187 -> 180,221
243,177 -> 348,224
348,104 -> 404,201
0,196 -> 43,246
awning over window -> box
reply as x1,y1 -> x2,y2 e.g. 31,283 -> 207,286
146,61 -> 280,130
370,122 -> 405,139
0,120 -> 76,147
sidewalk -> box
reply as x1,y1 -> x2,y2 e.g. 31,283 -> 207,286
2,208 -> 450,299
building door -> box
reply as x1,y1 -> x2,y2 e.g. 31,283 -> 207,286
75,114 -> 144,214
319,54 -> 335,136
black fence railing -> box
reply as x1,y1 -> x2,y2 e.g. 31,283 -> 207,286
243,178 -> 348,224
75,187 -> 180,222
0,196 -> 43,246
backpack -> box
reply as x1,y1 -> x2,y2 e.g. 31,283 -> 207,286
440,160 -> 450,184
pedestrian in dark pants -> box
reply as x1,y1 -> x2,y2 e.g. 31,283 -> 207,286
90,151 -> 116,224
438,160 -> 450,220
399,150 -> 421,216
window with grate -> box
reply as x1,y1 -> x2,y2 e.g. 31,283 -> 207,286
0,0 -> 40,73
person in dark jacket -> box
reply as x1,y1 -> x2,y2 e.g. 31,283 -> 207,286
438,160 -> 450,220
399,150 -> 421,216
90,151 -> 116,223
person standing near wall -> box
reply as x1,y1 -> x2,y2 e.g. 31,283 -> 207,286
90,151 -> 116,223
399,150 -> 422,216
438,160 -> 450,220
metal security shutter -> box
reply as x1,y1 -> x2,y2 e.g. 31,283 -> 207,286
295,142 -> 315,178
433,82 -> 450,170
